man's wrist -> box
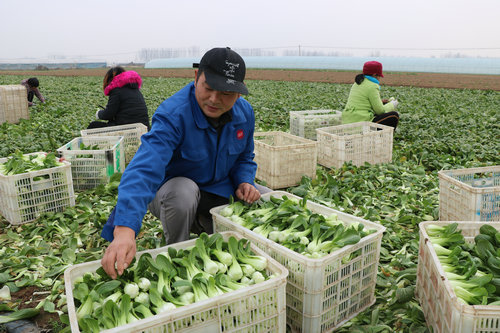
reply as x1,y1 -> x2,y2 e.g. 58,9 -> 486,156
113,225 -> 135,239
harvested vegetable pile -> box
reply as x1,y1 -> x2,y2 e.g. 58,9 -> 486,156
0,74 -> 498,332
426,223 -> 500,306
220,195 -> 376,258
73,233 -> 271,332
0,152 -> 64,176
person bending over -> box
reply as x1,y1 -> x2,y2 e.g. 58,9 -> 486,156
100,47 -> 264,279
21,77 -> 45,107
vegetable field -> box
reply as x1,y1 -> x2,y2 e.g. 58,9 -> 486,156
0,73 -> 499,332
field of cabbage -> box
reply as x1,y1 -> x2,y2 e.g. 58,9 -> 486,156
0,74 -> 499,332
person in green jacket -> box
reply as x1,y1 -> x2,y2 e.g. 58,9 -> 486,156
342,61 -> 399,129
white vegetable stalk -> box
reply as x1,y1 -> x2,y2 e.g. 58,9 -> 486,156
137,277 -> 151,291
0,285 -> 11,301
124,283 -> 140,299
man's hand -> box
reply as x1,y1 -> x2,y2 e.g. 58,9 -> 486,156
235,182 -> 261,204
382,99 -> 389,104
101,226 -> 136,279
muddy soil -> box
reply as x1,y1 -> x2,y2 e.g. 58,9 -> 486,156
1,68 -> 499,90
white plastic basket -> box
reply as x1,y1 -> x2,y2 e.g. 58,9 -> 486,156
254,131 -> 317,189
316,122 -> 393,169
416,221 -> 500,333
0,85 -> 29,124
57,136 -> 125,191
438,166 -> 500,221
289,110 -> 342,140
64,231 -> 288,333
0,152 -> 75,225
80,123 -> 147,164
211,191 -> 386,333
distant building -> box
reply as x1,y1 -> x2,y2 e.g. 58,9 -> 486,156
0,62 -> 107,70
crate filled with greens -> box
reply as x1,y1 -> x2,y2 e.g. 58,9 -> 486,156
0,84 -> 29,124
65,231 -> 288,333
438,166 -> 500,222
57,136 -> 125,191
0,151 -> 75,225
80,123 -> 147,164
210,191 -> 385,333
316,121 -> 393,169
416,221 -> 500,333
254,131 -> 317,189
289,109 -> 342,140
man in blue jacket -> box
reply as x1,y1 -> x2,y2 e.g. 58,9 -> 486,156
101,47 -> 262,279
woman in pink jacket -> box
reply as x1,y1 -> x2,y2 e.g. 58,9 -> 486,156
88,67 -> 150,129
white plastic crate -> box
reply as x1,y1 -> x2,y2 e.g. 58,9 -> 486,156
316,122 -> 393,169
57,136 -> 125,191
0,152 -> 75,225
289,110 -> 342,140
438,166 -> 500,222
211,191 -> 386,333
64,231 -> 288,333
416,221 -> 500,333
254,131 -> 317,189
80,123 -> 147,164
0,85 -> 29,124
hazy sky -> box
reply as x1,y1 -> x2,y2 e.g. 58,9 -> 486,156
1,0 -> 499,63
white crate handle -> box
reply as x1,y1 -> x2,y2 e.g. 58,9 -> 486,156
32,173 -> 51,182
448,184 -> 462,196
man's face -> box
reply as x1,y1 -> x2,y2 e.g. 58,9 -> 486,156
194,71 -> 240,119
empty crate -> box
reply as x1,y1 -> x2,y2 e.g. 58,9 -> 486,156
316,122 -> 393,168
0,85 -> 29,124
80,123 -> 147,164
289,110 -> 342,140
438,166 -> 500,221
254,131 -> 317,189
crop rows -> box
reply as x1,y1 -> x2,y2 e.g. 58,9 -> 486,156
0,74 -> 499,332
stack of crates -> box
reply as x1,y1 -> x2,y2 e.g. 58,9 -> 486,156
254,131 -> 317,189
0,85 -> 29,124
57,136 -> 125,191
65,231 -> 288,333
289,110 -> 342,140
316,122 -> 393,168
211,191 -> 386,332
0,152 -> 75,225
80,123 -> 148,164
416,221 -> 500,332
438,166 -> 500,221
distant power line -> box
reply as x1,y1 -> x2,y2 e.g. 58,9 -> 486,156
254,45 -> 500,51
301,46 -> 500,51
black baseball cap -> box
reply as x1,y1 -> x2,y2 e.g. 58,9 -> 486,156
193,47 -> 248,95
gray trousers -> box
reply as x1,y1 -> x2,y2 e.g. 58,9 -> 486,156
147,177 -> 272,245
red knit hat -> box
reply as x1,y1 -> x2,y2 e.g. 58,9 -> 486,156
363,61 -> 384,77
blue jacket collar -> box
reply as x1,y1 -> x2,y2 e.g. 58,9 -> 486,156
189,82 -> 247,129
364,75 -> 380,85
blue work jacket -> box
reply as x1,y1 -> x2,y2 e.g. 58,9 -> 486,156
101,82 -> 257,240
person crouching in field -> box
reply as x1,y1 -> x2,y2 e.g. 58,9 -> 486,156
342,61 -> 400,129
88,66 -> 150,130
21,77 -> 45,107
